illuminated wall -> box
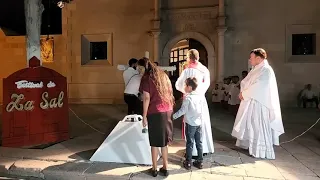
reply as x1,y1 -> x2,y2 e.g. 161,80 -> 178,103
0,29 -> 68,104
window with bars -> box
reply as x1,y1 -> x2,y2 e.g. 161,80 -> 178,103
169,47 -> 189,76
170,48 -> 189,63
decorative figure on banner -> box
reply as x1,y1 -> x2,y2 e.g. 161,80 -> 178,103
40,37 -> 54,63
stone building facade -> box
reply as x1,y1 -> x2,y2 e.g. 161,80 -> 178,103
0,0 -> 319,106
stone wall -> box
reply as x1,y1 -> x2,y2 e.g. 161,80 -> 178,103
66,0 -> 153,104
0,30 -> 67,104
225,0 -> 320,106
161,0 -> 218,9
1,0 -> 319,106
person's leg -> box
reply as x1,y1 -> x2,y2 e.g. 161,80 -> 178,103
302,98 -> 307,108
151,147 -> 158,170
128,95 -> 136,114
161,146 -> 168,169
159,146 -> 169,176
124,94 -> 131,114
313,97 -> 319,107
132,96 -> 141,115
150,146 -> 159,177
184,124 -> 196,170
138,97 -> 143,115
194,125 -> 203,169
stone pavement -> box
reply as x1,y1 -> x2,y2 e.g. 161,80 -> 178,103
0,104 -> 319,180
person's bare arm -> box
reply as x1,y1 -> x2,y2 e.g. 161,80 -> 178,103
142,91 -> 150,127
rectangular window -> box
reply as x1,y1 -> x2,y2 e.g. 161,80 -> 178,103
292,34 -> 316,55
90,42 -> 108,60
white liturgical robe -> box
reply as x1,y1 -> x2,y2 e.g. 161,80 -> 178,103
175,62 -> 214,156
228,83 -> 240,105
222,84 -> 231,101
212,87 -> 221,103
231,60 -> 284,159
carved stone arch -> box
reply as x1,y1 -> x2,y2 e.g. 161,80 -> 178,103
161,31 -> 216,81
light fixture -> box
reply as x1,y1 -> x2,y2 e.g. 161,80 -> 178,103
56,0 -> 73,8
57,1 -> 65,8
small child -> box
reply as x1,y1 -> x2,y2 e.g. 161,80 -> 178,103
211,84 -> 221,104
222,77 -> 231,109
172,77 -> 204,170
228,76 -> 240,116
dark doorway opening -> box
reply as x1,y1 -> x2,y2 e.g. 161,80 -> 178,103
168,38 -> 208,100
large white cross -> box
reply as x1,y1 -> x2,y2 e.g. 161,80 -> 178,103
117,65 -> 176,72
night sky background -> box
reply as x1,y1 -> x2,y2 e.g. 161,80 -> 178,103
0,0 -> 62,36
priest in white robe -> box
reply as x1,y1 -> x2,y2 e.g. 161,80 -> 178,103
175,49 -> 214,156
231,48 -> 284,159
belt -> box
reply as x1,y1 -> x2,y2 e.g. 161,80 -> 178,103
124,93 -> 136,96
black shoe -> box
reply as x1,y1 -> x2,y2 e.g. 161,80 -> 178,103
183,160 -> 191,170
193,161 -> 203,169
149,168 -> 158,177
159,167 -> 169,176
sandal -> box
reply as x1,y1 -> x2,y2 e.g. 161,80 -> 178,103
149,168 -> 158,177
159,167 -> 169,176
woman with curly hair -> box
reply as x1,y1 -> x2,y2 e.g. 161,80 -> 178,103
138,58 -> 174,177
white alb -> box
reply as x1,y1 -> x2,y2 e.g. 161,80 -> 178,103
232,59 -> 284,159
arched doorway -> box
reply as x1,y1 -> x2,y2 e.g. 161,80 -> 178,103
168,39 -> 208,100
161,32 -> 216,81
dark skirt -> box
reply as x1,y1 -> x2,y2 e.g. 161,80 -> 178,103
147,111 -> 173,147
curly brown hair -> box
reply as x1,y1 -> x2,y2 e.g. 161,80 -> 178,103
142,58 -> 174,106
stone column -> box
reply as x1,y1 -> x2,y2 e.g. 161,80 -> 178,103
151,31 -> 161,62
154,0 -> 160,20
150,0 -> 161,63
218,0 -> 225,17
216,0 -> 227,82
217,28 -> 227,82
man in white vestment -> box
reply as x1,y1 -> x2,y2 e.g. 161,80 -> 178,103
231,48 -> 284,159
175,49 -> 214,156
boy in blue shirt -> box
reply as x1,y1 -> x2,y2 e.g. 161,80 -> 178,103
173,77 -> 204,170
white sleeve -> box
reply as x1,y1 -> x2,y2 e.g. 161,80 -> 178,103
242,69 -> 270,101
173,97 -> 190,119
175,70 -> 186,94
203,70 -> 211,93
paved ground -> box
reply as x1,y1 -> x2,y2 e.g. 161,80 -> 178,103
0,104 -> 320,180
